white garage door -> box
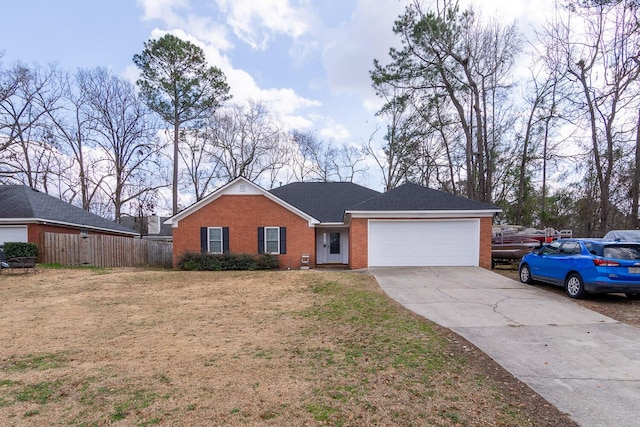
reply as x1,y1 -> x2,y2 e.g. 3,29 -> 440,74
0,226 -> 28,247
368,219 -> 479,267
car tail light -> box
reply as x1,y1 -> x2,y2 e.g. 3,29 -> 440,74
593,258 -> 620,267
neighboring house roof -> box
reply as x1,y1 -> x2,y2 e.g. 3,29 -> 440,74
0,185 -> 138,236
270,182 -> 381,223
120,216 -> 173,239
347,182 -> 501,215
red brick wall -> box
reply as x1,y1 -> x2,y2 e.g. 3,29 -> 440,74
172,195 -> 315,269
349,216 -> 494,270
349,218 -> 369,270
479,216 -> 493,270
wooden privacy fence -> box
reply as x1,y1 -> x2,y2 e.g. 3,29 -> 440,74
41,233 -> 173,268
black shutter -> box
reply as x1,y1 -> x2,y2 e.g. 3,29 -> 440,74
280,227 -> 286,254
257,227 -> 264,254
200,227 -> 208,253
222,227 -> 230,253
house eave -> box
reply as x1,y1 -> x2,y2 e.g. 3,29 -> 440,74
345,209 -> 501,219
316,222 -> 347,228
0,218 -> 139,236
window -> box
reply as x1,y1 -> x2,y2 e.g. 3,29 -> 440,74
329,232 -> 340,254
604,244 -> 640,260
208,227 -> 223,253
541,240 -> 561,255
560,241 -> 580,255
258,227 -> 286,255
200,227 -> 229,253
265,227 -> 280,254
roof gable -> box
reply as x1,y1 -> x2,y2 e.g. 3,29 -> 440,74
347,182 -> 500,213
270,182 -> 381,223
166,177 -> 320,226
0,185 -> 138,235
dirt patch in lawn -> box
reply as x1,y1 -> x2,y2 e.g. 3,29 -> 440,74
0,267 -> 576,426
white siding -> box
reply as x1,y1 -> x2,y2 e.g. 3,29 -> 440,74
368,219 -> 479,267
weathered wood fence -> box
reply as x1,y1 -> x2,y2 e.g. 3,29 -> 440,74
41,233 -> 173,268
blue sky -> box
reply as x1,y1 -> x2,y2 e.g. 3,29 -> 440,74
0,0 -> 548,191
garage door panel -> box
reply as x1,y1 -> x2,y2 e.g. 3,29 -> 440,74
368,220 -> 479,267
0,226 -> 28,246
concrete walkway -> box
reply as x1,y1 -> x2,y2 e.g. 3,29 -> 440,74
370,267 -> 640,427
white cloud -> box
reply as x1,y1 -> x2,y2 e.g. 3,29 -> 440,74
137,0 -> 189,26
318,119 -> 350,141
322,0 -> 408,95
138,0 -> 233,51
135,0 -> 324,134
214,0 -> 315,50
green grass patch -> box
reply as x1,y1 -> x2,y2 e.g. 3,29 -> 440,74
37,263 -> 110,273
1,352 -> 67,372
110,389 -> 159,422
15,381 -> 61,404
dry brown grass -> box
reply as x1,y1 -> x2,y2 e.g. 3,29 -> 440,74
0,267 -> 576,426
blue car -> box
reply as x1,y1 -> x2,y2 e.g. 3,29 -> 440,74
518,239 -> 640,299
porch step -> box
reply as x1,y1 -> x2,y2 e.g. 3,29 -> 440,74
315,264 -> 349,270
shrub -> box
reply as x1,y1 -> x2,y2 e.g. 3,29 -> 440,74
177,252 -> 280,271
4,242 -> 39,258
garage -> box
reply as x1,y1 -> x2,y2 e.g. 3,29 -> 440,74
0,225 -> 28,247
368,219 -> 480,267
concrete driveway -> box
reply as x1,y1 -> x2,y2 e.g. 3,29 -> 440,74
371,266 -> 640,427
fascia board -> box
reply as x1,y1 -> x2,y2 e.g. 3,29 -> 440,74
315,222 -> 347,228
0,217 -> 139,236
345,209 -> 501,218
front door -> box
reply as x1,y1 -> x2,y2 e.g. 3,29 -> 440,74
316,228 -> 349,264
327,232 -> 342,263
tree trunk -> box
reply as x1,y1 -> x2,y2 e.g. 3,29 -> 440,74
631,108 -> 640,228
173,120 -> 179,215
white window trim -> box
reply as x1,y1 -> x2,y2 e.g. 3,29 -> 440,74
265,226 -> 280,254
208,227 -> 223,254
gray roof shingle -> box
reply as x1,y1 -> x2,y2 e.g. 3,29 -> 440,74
0,185 -> 138,235
270,182 -> 381,222
347,182 -> 499,211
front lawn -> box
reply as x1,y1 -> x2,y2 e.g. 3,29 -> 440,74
0,268 -> 574,425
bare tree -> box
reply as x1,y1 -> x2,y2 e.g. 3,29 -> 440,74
371,0 -> 521,202
207,101 -> 288,183
0,63 -> 62,186
542,0 -> 640,234
178,128 -> 224,201
78,67 -> 163,222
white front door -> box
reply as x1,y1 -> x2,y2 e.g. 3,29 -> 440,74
316,229 -> 349,264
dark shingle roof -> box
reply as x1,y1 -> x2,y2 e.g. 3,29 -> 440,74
120,216 -> 172,237
0,185 -> 138,235
347,182 -> 499,211
270,182 -> 381,222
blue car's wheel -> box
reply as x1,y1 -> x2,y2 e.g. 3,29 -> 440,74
565,273 -> 586,299
519,264 -> 532,284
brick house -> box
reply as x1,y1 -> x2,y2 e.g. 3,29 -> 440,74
165,177 -> 501,270
0,185 -> 138,254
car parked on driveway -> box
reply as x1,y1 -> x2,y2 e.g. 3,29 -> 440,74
518,239 -> 640,299
602,229 -> 640,242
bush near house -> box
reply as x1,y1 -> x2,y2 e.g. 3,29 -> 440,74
3,242 -> 39,258
178,251 -> 279,271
